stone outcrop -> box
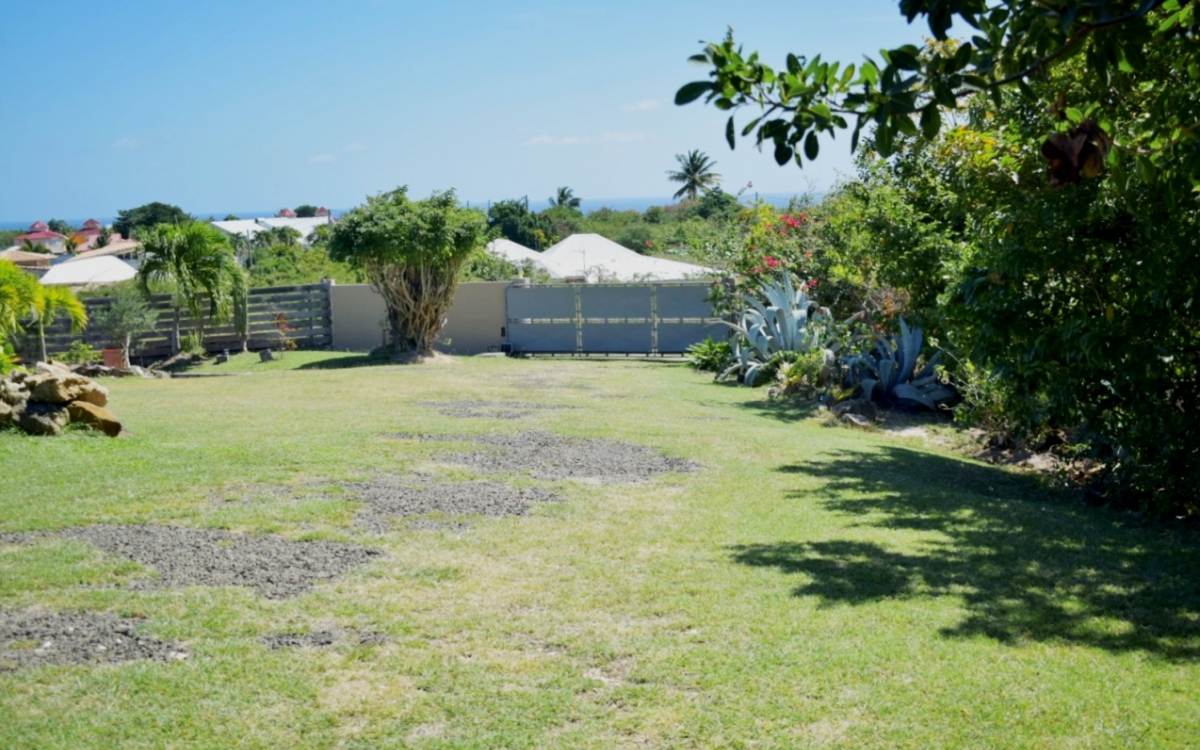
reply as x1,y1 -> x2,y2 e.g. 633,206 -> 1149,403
0,363 -> 122,437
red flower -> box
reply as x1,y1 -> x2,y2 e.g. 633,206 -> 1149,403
645,240 -> 653,247
804,252 -> 813,259
765,256 -> 779,268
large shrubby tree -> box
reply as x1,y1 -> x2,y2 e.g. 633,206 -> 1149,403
136,222 -> 248,354
114,202 -> 190,240
487,199 -> 556,250
329,188 -> 488,359
677,3 -> 1200,513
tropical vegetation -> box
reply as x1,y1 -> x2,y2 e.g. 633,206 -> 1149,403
328,187 -> 488,358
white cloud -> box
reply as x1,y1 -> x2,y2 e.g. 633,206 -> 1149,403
621,99 -> 661,112
345,143 -> 365,152
309,154 -> 335,163
111,137 -> 140,149
522,131 -> 651,147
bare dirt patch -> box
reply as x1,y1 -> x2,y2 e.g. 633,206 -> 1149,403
421,400 -> 578,420
391,430 -> 699,483
348,478 -> 561,532
64,525 -> 381,599
0,609 -> 187,671
262,628 -> 390,650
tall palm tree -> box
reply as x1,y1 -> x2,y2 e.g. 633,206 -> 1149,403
0,261 -> 39,340
548,186 -> 582,210
667,150 -> 722,201
137,222 -> 248,354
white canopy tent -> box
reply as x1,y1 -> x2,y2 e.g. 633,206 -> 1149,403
540,233 -> 714,282
40,256 -> 137,287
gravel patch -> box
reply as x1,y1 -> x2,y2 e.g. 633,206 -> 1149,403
262,628 -> 390,650
64,525 -> 382,599
0,531 -> 45,546
348,478 -> 561,532
0,609 -> 187,671
421,400 -> 578,420
394,430 -> 699,483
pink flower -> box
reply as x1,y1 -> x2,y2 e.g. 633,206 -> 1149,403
645,240 -> 653,247
765,256 -> 779,268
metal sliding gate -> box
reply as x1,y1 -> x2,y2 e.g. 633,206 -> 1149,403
505,282 -> 721,355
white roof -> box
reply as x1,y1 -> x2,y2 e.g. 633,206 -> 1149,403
211,220 -> 268,239
64,240 -> 140,263
485,239 -> 561,277
256,216 -> 333,239
40,256 -> 137,286
541,233 -> 714,282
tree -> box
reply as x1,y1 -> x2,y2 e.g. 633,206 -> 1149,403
667,150 -> 721,200
114,202 -> 190,240
95,285 -> 159,367
22,239 -> 51,255
328,188 -> 488,358
223,214 -> 241,221
487,198 -> 555,250
548,187 -> 582,210
31,285 -> 87,363
0,261 -> 39,371
677,3 -> 1200,188
294,205 -> 319,218
46,219 -> 74,235
136,222 -> 248,354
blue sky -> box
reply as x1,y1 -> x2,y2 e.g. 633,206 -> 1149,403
1,1 -> 926,222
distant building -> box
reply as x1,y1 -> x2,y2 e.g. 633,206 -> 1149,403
278,207 -> 298,218
315,207 -> 330,217
13,221 -> 68,254
69,218 -> 124,250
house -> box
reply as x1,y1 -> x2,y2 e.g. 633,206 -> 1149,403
278,207 -> 298,218
12,221 -> 68,254
211,215 -> 335,248
69,218 -> 123,250
0,247 -> 53,274
64,239 -> 141,268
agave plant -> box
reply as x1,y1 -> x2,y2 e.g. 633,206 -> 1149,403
720,274 -> 831,386
848,317 -> 956,410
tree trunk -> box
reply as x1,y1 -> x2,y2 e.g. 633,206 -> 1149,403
171,308 -> 181,354
38,319 -> 47,363
370,259 -> 463,361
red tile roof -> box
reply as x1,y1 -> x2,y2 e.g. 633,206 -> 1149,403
15,231 -> 66,241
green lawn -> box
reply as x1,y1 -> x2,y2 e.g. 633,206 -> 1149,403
2,353 -> 1198,748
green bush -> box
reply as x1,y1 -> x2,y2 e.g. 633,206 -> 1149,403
686,337 -> 732,373
59,340 -> 100,365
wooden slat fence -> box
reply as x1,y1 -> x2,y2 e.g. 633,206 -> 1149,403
33,281 -> 333,363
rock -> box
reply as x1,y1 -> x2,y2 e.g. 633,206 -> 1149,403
28,372 -> 108,407
215,353 -> 229,364
840,412 -> 874,428
18,402 -> 70,436
115,366 -> 148,378
35,361 -> 72,376
0,399 -> 14,428
260,349 -> 275,362
67,401 -> 122,437
0,379 -> 29,406
832,398 -> 879,423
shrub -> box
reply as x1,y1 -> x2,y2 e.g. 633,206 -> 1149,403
59,341 -> 100,365
686,337 -> 732,373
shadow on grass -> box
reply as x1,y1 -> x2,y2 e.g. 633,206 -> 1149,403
735,397 -> 822,423
295,354 -> 394,370
732,447 -> 1200,659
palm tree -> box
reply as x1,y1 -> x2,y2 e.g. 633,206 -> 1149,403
31,285 -> 87,363
667,150 -> 722,201
548,186 -> 582,210
136,222 -> 248,354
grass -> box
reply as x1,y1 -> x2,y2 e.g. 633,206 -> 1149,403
2,352 -> 1198,748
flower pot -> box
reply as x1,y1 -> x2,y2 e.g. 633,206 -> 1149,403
102,348 -> 124,368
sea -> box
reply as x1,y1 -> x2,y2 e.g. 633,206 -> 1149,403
0,192 -> 819,232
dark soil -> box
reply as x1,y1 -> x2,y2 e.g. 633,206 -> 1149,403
64,525 -> 382,599
421,400 -> 578,420
262,628 -> 390,650
0,609 -> 187,671
348,478 -> 561,532
392,430 -> 699,483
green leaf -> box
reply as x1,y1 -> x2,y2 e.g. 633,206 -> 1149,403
726,117 -> 736,150
675,81 -> 713,105
774,142 -> 793,166
1065,107 -> 1084,124
920,105 -> 941,140
804,131 -> 819,161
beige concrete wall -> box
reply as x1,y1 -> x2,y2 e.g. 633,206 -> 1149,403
329,281 -> 509,355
